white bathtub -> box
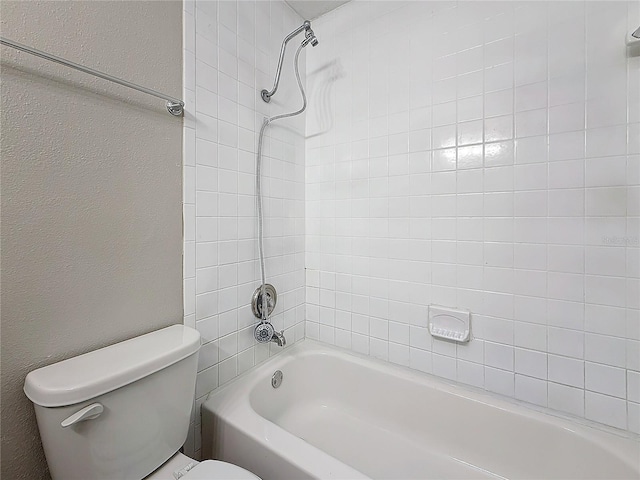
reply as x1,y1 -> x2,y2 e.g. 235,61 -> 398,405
202,340 -> 640,479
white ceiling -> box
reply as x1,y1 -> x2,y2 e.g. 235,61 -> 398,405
285,0 -> 351,20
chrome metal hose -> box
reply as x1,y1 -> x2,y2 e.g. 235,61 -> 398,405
255,41 -> 308,339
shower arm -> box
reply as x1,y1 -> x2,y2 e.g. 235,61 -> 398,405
261,21 -> 310,103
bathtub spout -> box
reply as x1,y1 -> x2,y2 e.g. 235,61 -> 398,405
271,330 -> 286,347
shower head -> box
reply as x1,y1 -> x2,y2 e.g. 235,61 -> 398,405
302,31 -> 319,47
303,21 -> 319,47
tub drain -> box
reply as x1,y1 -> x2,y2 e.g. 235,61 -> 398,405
272,370 -> 283,388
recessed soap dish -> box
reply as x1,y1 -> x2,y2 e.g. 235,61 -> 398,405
428,305 -> 471,343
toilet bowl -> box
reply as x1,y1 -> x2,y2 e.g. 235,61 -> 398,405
24,325 -> 260,480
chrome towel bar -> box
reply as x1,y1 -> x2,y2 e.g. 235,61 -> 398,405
0,36 -> 184,116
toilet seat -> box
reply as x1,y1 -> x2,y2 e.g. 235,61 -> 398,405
181,460 -> 260,479
145,453 -> 260,480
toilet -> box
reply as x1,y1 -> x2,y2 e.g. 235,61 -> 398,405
24,325 -> 259,480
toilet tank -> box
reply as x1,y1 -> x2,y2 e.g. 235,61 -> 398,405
24,325 -> 201,480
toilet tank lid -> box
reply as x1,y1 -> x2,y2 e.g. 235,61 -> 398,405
24,325 -> 201,407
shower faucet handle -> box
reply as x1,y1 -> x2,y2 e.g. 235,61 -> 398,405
251,284 -> 277,319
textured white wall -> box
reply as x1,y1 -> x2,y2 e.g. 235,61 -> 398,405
305,0 -> 639,432
182,0 -> 307,458
0,1 -> 183,478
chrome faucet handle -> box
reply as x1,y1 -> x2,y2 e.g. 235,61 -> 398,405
254,322 -> 274,343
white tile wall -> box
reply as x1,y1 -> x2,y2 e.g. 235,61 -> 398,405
305,0 -> 640,432
183,0 -> 307,457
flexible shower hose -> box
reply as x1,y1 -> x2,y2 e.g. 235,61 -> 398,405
256,42 -> 308,331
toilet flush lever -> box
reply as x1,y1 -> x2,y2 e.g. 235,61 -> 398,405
61,403 -> 104,428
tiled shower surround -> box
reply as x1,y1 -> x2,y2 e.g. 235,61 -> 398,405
182,0 -> 307,457
184,0 -> 640,454
305,0 -> 639,433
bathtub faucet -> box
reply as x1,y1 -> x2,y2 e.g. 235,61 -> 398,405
271,330 -> 286,347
